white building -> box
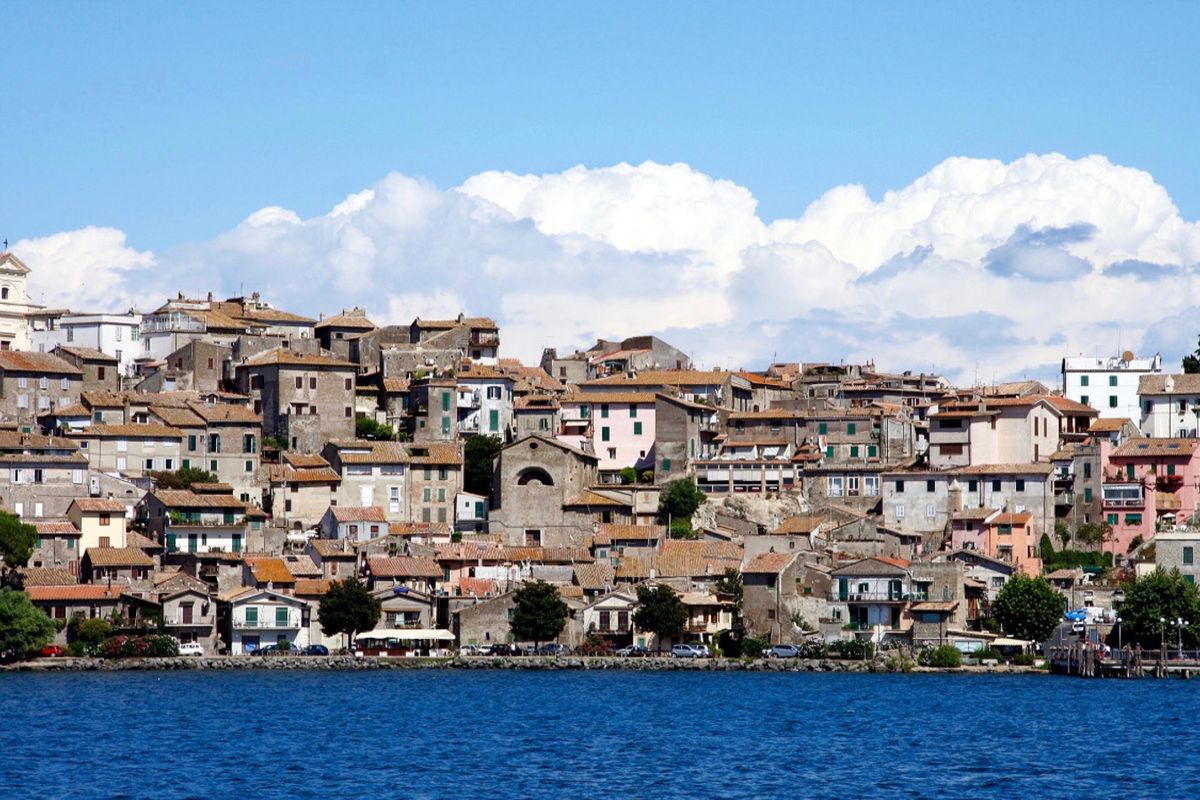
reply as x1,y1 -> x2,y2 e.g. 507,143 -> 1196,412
455,491 -> 488,533
455,366 -> 514,439
30,311 -> 143,377
1138,373 -> 1200,437
1062,353 -> 1162,420
0,252 -> 41,350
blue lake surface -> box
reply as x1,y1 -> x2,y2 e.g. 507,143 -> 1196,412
2,670 -> 1198,799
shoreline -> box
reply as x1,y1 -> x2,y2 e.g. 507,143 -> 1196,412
0,654 -> 1048,675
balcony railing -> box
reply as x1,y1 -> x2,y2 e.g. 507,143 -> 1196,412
1102,496 -> 1145,508
833,591 -> 928,603
234,617 -> 298,630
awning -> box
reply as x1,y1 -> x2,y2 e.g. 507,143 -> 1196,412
991,637 -> 1032,647
357,628 -> 455,641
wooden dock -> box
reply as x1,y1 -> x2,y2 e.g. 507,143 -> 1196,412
1049,646 -> 1200,678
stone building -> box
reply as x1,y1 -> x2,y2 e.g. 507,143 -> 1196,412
0,351 -> 84,426
741,551 -> 801,644
54,346 -> 120,392
489,434 -> 600,547
234,347 -> 356,453
315,309 -> 376,361
68,422 -> 184,477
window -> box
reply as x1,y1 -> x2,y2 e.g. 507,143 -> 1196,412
847,423 -> 856,435
1084,488 -> 1093,503
1125,514 -> 1142,525
441,416 -> 450,435
864,475 -> 879,496
850,445 -> 859,458
1081,395 -> 1089,405
144,458 -> 154,470
601,427 -> 610,442
895,504 -> 905,519
309,377 -> 317,389
600,404 -> 609,418
825,445 -> 834,459
926,480 -> 935,493
245,460 -> 253,472
992,480 -> 1001,492
828,476 -> 844,497
294,376 -> 303,389
629,404 -> 637,418
210,460 -> 217,472
1183,547 -> 1194,566
1109,375 -> 1118,387
345,406 -> 352,418
926,503 -> 935,519
1106,513 -> 1118,526
1109,396 -> 1118,409
441,393 -> 451,412
1015,479 -> 1025,492
39,376 -> 48,390
60,377 -> 69,390
1083,462 -> 1091,479
867,445 -> 877,458
895,480 -> 905,493
208,434 -> 221,453
1126,464 -> 1135,479
662,458 -> 671,472
423,488 -> 432,502
487,386 -> 502,400
243,434 -> 257,453
439,467 -> 448,480
345,378 -> 352,391
1080,375 -> 1089,387
633,421 -> 643,436
437,488 -> 446,502
818,422 -> 827,435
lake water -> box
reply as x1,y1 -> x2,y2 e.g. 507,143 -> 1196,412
2,670 -> 1197,799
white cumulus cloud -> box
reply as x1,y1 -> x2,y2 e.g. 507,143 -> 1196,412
11,153 -> 1200,383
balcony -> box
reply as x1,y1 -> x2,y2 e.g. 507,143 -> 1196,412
1055,491 -> 1075,507
458,391 -> 481,409
469,332 -> 499,347
1102,483 -> 1145,508
234,617 -> 299,630
833,591 -> 927,603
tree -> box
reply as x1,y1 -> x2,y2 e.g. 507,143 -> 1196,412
0,512 -> 38,587
714,568 -> 743,609
658,478 -> 706,526
510,580 -> 567,648
1183,336 -> 1200,373
71,617 -> 112,649
319,578 -> 382,647
0,588 -> 56,658
1116,568 -> 1200,649
150,466 -> 218,490
992,574 -> 1065,643
633,584 -> 688,652
618,467 -> 638,485
355,414 -> 396,441
463,434 -> 504,499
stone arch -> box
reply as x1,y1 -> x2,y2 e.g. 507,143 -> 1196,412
516,467 -> 554,486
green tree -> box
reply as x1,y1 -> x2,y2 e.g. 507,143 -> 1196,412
355,414 -> 396,441
318,578 -> 383,647
618,467 -> 638,485
992,574 -> 1065,642
1117,568 -> 1200,649
658,478 -> 706,527
0,588 -> 56,658
510,580 -> 567,648
72,617 -> 112,649
1183,336 -> 1200,374
0,512 -> 38,587
463,434 -> 505,499
150,466 -> 218,490
633,584 -> 688,652
714,568 -> 743,609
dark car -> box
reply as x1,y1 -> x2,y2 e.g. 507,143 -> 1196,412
302,644 -> 329,656
616,644 -> 650,657
767,644 -> 800,659
254,644 -> 292,656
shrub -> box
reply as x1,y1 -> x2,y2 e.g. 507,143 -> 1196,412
67,641 -> 88,657
797,640 -> 826,659
98,634 -> 179,658
741,636 -> 769,658
618,467 -> 638,485
827,639 -> 874,659
973,647 -> 1003,661
576,635 -> 613,657
1011,653 -> 1037,666
717,631 -> 741,657
919,645 -> 962,668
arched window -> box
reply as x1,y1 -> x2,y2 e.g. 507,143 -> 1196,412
516,467 -> 555,486
1,287 -> 9,300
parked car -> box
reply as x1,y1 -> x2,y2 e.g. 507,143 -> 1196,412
37,644 -> 64,658
616,644 -> 650,658
768,644 -> 800,659
691,644 -> 713,658
538,643 -> 572,656
254,644 -> 292,656
302,644 -> 329,656
671,643 -> 702,658
178,642 -> 205,657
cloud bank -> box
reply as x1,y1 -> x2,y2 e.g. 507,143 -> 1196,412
17,153 -> 1200,384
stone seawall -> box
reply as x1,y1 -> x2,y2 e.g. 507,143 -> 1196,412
0,655 -> 1046,674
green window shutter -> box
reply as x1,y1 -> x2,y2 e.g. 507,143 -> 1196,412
187,435 -> 196,451
601,427 -> 610,442
1168,464 -> 1177,476
850,445 -> 859,458
690,439 -> 695,457
847,423 -> 856,435
489,409 -> 499,432
246,607 -> 257,623
422,508 -> 431,523
442,392 -> 450,412
818,423 -> 827,435
441,416 -> 450,435
1084,488 -> 1093,502
439,467 -> 448,480
232,535 -> 241,553
629,404 -> 637,418
438,488 -> 445,501
437,508 -> 446,523
1183,547 -> 1193,565
210,460 -> 218,472
868,445 -> 877,458
224,511 -> 234,525
633,422 -> 642,435
1080,375 -> 1089,387
166,534 -> 176,552
1109,375 -> 1117,386
825,445 -> 833,458
601,404 -> 609,418
276,607 -> 288,625
1126,464 -> 1135,479
1107,513 -> 1118,526
182,459 -> 190,469
424,467 -> 432,480
662,458 -> 671,472
475,501 -> 484,517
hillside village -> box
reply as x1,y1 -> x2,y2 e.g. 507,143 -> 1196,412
1,247 -> 1197,658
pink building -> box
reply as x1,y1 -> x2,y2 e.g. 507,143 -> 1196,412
558,392 -> 657,481
1103,438 -> 1200,555
948,509 -> 1042,575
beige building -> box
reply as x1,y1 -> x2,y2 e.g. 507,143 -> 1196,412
68,422 -> 184,477
322,439 -> 410,521
66,497 -> 130,551
266,453 -> 341,530
0,350 -> 84,426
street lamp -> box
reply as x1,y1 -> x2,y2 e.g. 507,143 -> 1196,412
1115,615 -> 1122,652
1160,617 -> 1166,660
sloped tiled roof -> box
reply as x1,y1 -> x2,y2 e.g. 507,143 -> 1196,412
0,351 -> 83,374
26,585 -> 124,602
32,520 -> 80,535
294,578 -> 333,596
743,552 -> 799,575
18,567 -> 78,586
85,547 -> 155,567
152,489 -> 246,509
367,556 -> 442,579
249,558 -> 296,584
241,347 -> 354,369
308,539 -> 357,558
330,506 -> 388,523
75,423 -> 183,438
1111,438 -> 1200,458
573,562 -> 616,590
71,498 -> 127,513
592,524 -> 664,546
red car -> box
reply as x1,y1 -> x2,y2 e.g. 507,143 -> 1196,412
38,644 -> 64,658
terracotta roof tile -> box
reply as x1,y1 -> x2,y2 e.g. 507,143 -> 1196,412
248,558 -> 296,584
743,552 -> 799,574
366,556 -> 442,579
27,585 -> 123,602
71,498 -> 127,513
84,547 -> 155,567
0,351 -> 83,375
294,578 -> 333,596
330,506 -> 388,523
18,567 -> 78,586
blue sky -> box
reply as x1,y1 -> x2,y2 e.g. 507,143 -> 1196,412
5,3 -> 1200,380
5,2 -> 1198,248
